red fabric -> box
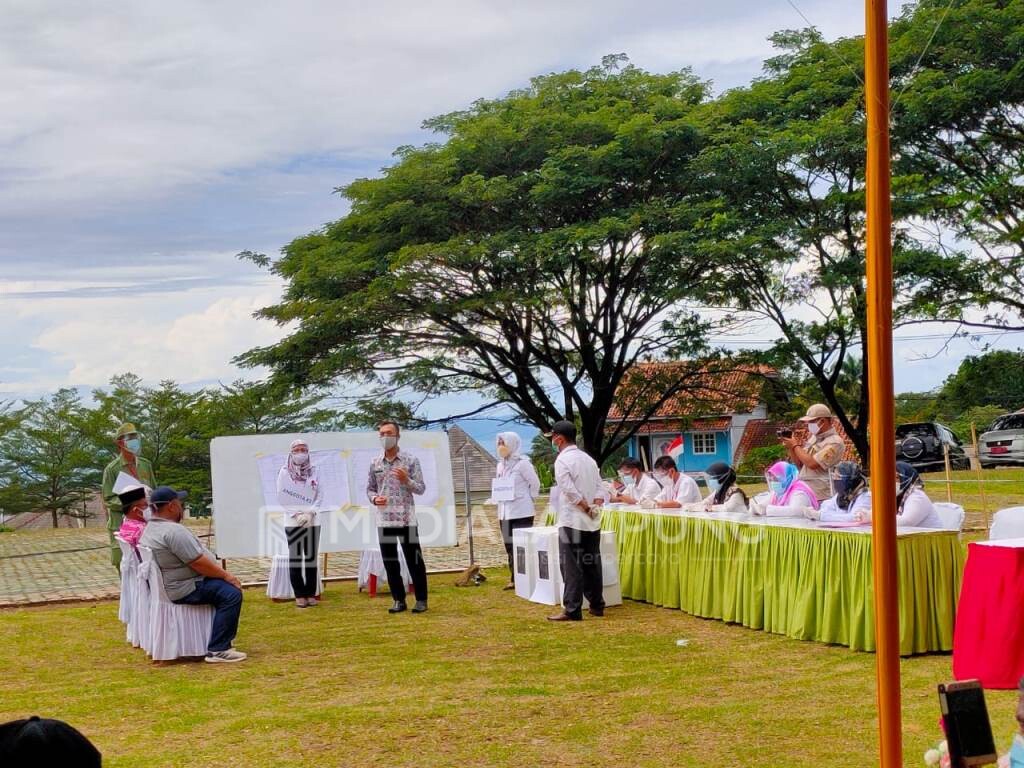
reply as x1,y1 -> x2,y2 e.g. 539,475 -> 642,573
952,542 -> 1024,689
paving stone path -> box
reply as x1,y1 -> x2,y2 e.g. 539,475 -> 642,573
0,506 -> 516,607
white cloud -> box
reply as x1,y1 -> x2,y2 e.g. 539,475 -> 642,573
26,288 -> 287,388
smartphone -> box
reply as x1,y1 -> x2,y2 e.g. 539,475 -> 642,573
938,680 -> 998,767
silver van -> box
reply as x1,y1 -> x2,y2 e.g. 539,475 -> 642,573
979,410 -> 1024,467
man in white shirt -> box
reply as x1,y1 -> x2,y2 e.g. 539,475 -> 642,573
650,456 -> 701,508
611,457 -> 662,506
547,420 -> 605,622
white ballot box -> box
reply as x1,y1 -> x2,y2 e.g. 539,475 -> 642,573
512,527 -> 535,600
528,526 -> 562,605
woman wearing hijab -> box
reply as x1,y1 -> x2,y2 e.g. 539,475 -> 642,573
494,432 -> 541,590
276,439 -> 322,607
749,461 -> 819,517
853,461 -> 942,527
685,461 -> 748,514
809,461 -> 872,522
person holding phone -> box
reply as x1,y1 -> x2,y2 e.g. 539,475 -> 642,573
366,421 -> 429,614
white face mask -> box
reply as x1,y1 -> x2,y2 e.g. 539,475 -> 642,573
380,435 -> 398,450
292,451 -> 309,465
808,421 -> 821,435
142,504 -> 154,522
653,471 -> 669,484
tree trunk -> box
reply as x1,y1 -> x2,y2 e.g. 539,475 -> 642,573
51,509 -> 58,529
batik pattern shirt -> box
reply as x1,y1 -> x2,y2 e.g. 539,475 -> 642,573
366,450 -> 426,527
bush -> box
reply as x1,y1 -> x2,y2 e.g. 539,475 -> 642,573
737,444 -> 787,479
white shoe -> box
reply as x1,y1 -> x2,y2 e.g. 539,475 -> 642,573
205,649 -> 247,663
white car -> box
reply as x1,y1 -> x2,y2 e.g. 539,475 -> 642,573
979,410 -> 1024,467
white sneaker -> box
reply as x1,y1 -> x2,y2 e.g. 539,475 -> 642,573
205,649 -> 247,663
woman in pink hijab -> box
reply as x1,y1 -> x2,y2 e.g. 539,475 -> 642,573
276,439 -> 322,607
749,460 -> 820,517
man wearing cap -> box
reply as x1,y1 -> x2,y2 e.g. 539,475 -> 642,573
139,486 -> 247,662
547,420 -> 606,622
101,423 -> 157,571
780,404 -> 846,502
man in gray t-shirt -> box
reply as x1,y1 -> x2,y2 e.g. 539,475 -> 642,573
138,486 -> 247,663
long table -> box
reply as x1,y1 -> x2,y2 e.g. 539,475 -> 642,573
548,506 -> 964,655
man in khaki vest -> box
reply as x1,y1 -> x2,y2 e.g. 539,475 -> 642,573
780,404 -> 846,501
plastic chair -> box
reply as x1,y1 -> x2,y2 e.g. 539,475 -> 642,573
357,545 -> 413,598
990,507 -> 1024,540
137,545 -> 214,661
933,502 -> 966,532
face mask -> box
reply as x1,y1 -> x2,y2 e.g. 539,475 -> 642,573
807,422 -> 821,436
768,480 -> 784,496
125,437 -> 142,455
292,451 -> 309,465
142,504 -> 154,522
380,435 -> 398,450
1010,733 -> 1024,768
619,473 -> 636,487
497,444 -> 510,458
653,471 -> 669,483
551,439 -> 560,452
706,477 -> 722,493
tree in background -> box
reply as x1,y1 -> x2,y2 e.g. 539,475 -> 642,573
240,57 -> 739,463
935,350 -> 1024,415
5,390 -> 98,528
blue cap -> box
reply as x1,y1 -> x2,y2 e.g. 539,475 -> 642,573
151,486 -> 187,505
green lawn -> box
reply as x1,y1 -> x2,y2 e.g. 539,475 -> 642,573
1,571 -> 1019,767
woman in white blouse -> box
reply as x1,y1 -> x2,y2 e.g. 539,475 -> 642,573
809,461 -> 872,522
683,461 -> 748,514
276,439 -> 322,607
495,432 -> 541,590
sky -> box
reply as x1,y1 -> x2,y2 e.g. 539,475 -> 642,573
3,0 -> 1021,449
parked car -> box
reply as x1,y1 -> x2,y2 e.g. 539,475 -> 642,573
895,422 -> 970,471
978,410 -> 1024,468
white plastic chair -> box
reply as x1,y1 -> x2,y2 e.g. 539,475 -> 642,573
137,545 -> 214,661
990,506 -> 1024,540
131,554 -> 153,653
933,502 -> 966,532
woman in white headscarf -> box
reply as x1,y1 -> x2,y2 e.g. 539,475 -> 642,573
494,432 -> 541,590
276,439 -> 322,607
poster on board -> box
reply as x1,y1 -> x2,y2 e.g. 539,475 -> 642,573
210,431 -> 456,558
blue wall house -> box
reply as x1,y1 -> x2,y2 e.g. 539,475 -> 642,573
606,363 -> 778,475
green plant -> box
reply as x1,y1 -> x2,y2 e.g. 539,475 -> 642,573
737,444 -> 787,479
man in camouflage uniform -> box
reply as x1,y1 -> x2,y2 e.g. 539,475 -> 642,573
780,404 -> 846,502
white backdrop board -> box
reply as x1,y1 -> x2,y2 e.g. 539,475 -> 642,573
210,431 -> 457,557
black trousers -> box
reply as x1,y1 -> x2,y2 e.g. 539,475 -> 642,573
500,516 -> 536,578
558,527 -> 604,618
378,525 -> 428,603
285,525 -> 320,599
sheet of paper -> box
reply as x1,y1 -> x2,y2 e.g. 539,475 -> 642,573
491,477 -> 515,502
112,471 -> 145,494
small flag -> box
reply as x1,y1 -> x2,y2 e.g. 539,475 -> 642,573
667,436 -> 684,462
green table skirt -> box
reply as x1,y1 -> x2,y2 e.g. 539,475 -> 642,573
549,509 -> 964,655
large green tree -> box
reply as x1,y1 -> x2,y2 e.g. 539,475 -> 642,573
894,0 -> 1024,331
241,57 -> 733,462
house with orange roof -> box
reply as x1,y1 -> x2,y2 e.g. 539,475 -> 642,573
606,362 -> 783,473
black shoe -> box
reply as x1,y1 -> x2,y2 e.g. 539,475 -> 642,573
547,612 -> 582,622
388,601 -> 407,614
588,607 -> 605,617
411,600 -> 428,613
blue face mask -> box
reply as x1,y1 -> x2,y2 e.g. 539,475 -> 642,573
124,437 -> 141,455
768,480 -> 784,496
551,439 -> 560,453
706,477 -> 721,493
1010,734 -> 1024,768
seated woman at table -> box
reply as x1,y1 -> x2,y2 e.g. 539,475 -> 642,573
749,461 -> 819,517
807,461 -> 872,522
644,456 -> 701,509
682,461 -> 748,514
854,461 -> 943,528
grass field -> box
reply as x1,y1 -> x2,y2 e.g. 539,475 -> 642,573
1,569 -> 1021,768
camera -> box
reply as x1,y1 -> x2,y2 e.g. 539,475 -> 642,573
776,428 -> 793,439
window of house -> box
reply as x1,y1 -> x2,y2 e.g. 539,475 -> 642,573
692,432 -> 717,455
